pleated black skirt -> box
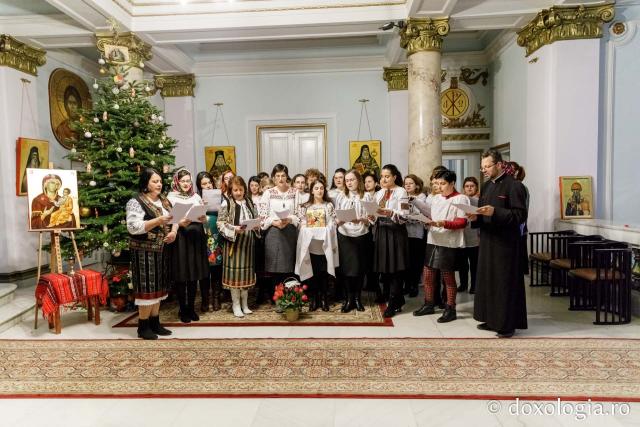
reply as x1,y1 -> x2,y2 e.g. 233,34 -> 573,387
373,218 -> 408,274
170,222 -> 209,282
338,231 -> 371,277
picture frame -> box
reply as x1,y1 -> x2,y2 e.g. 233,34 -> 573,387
204,146 -> 236,177
16,137 -> 49,196
559,176 -> 593,219
27,168 -> 81,232
104,44 -> 130,65
48,68 -> 92,149
349,140 -> 381,178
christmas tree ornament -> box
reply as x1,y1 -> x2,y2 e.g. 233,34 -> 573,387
131,88 -> 136,97
112,87 -> 120,95
151,114 -> 157,121
99,68 -> 106,74
92,79 -> 99,89
112,249 -> 121,257
150,160 -> 156,166
133,121 -> 139,127
98,58 -> 106,65
145,85 -> 151,92
116,146 -> 123,153
80,206 -> 91,218
107,169 -> 112,178
93,117 -> 99,123
79,116 -> 85,123
161,135 -> 167,141
103,111 -> 108,121
137,165 -> 141,173
122,82 -> 130,90
158,143 -> 164,149
113,74 -> 125,86
84,131 -> 92,138
89,180 -> 97,187
110,198 -> 115,203
158,115 -> 164,122
103,225 -> 108,233
103,242 -> 109,248
70,147 -> 77,154
113,103 -> 120,110
129,147 -> 135,158
86,162 -> 92,173
95,208 -> 99,218
139,61 -> 145,68
163,164 -> 170,173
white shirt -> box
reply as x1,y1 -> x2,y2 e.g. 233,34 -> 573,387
334,191 -> 373,237
406,192 -> 427,239
258,186 -> 299,229
426,192 -> 470,248
373,186 -> 409,223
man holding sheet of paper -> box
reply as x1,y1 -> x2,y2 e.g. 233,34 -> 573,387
167,169 -> 209,323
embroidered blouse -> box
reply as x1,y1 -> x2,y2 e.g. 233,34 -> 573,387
126,197 -> 168,235
298,201 -> 335,255
373,186 -> 409,223
258,186 -> 300,229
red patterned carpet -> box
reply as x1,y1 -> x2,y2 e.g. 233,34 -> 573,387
1,338 -> 639,400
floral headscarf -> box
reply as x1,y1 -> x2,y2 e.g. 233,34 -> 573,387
171,168 -> 194,196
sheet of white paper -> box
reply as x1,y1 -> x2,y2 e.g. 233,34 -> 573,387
407,213 -> 432,224
240,218 -> 261,231
275,208 -> 290,219
335,208 -> 357,223
186,204 -> 207,222
202,189 -> 222,212
452,203 -> 479,215
411,198 -> 431,218
361,201 -> 379,216
169,202 -> 192,224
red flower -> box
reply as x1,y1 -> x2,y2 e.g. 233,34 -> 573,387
296,288 -> 303,294
272,295 -> 278,301
302,284 -> 308,291
291,296 -> 296,302
112,276 -> 121,283
301,295 -> 308,302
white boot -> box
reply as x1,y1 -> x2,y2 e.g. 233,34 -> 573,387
231,289 -> 244,318
241,289 -> 253,314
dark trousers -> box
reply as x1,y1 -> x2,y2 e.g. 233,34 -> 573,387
458,246 -> 479,292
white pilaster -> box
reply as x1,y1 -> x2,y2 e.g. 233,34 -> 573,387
164,96 -> 196,173
388,90 -> 408,175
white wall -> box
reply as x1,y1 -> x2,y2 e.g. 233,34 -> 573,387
0,50 -> 97,275
192,71 -> 390,178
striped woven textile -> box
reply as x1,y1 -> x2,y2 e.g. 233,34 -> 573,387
35,269 -> 109,318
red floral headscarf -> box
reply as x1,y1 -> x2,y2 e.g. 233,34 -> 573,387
171,168 -> 194,196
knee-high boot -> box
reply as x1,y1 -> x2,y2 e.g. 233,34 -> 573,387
176,283 -> 190,323
230,289 -> 244,317
187,281 -> 199,321
321,273 -> 330,312
200,279 -> 210,313
354,276 -> 365,312
341,277 -> 354,313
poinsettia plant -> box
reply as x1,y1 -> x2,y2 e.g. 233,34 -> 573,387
273,279 -> 308,311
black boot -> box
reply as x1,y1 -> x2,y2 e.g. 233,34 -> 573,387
137,319 -> 158,340
321,290 -> 330,312
187,281 -> 199,321
177,283 -> 191,323
383,302 -> 397,318
413,302 -> 435,316
149,315 -> 172,336
437,305 -> 457,323
200,280 -> 210,313
354,278 -> 365,312
408,284 -> 419,298
211,280 -> 222,311
341,278 -> 355,313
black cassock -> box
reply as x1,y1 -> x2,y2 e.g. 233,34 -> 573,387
473,173 -> 528,332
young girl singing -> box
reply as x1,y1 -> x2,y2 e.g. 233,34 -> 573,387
295,179 -> 339,311
217,176 -> 260,318
373,164 -> 409,318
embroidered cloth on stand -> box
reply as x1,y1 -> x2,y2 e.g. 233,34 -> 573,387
35,269 -> 108,318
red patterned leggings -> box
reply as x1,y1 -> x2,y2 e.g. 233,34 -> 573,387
422,266 -> 457,308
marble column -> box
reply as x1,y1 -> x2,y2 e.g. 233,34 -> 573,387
95,32 -> 152,83
400,18 -> 449,181
154,74 -> 197,173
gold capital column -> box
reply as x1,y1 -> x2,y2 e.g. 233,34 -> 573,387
400,18 -> 449,180
153,74 -> 196,98
0,34 -> 46,76
95,32 -> 152,82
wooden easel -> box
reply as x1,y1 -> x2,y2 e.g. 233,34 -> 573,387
34,229 -> 95,333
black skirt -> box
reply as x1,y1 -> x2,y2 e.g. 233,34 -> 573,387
264,224 -> 298,274
338,231 -> 371,277
424,243 -> 459,271
373,218 -> 408,274
171,222 -> 210,282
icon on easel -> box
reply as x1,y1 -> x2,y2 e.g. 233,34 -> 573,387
27,168 -> 80,232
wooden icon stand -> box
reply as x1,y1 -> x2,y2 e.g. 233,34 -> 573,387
34,229 -> 100,334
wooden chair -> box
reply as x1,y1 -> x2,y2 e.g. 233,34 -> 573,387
567,240 -> 627,311
528,230 -> 575,287
593,248 -> 632,325
548,234 -> 601,296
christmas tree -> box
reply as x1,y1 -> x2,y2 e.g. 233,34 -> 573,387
63,62 -> 177,258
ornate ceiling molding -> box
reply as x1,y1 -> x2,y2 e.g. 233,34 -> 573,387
95,31 -> 153,67
153,73 -> 196,97
400,18 -> 450,55
517,3 -> 615,57
0,34 -> 46,76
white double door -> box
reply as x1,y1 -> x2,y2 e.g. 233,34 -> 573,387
259,126 -> 325,175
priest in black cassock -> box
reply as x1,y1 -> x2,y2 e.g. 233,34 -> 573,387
470,149 -> 528,338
